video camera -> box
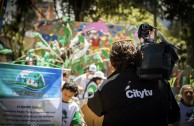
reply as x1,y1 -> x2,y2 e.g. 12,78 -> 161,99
136,23 -> 179,80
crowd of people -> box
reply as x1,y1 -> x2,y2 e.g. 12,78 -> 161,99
62,75 -> 194,126
62,64 -> 107,126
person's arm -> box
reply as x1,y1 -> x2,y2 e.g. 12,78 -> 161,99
73,75 -> 81,84
71,111 -> 82,126
88,84 -> 97,96
87,90 -> 103,117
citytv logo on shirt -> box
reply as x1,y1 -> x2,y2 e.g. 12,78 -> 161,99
125,81 -> 153,98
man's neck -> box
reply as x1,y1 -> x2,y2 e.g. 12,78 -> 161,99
181,99 -> 194,107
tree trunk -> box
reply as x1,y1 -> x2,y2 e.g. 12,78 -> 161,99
187,23 -> 194,69
72,0 -> 89,21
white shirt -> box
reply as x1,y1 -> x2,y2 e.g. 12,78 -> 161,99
73,73 -> 91,99
62,101 -> 80,126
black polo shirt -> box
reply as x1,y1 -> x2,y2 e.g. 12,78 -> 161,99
88,65 -> 169,126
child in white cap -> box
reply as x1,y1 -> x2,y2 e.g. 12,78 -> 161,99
83,71 -> 106,99
73,64 -> 97,100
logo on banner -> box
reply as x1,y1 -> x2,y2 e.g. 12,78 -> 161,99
16,70 -> 46,90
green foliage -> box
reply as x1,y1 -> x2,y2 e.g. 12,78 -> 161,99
78,36 -> 85,43
59,39 -> 66,44
101,50 -> 109,58
41,50 -> 45,57
62,17 -> 70,22
62,0 -> 193,68
83,55 -> 87,64
63,27 -> 70,35
37,42 -> 47,48
96,62 -> 106,70
2,0 -> 193,72
0,49 -> 12,55
34,32 -> 40,37
0,45 -> 4,50
65,59 -> 70,68
1,0 -> 37,60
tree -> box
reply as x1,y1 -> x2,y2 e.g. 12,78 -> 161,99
60,0 -> 194,69
1,0 -> 154,61
1,0 -> 37,60
158,0 -> 194,69
2,0 -> 194,69
59,0 -> 96,21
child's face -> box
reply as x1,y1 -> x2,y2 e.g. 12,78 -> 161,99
96,79 -> 103,85
62,89 -> 75,102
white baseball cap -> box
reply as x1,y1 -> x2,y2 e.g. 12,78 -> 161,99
25,57 -> 33,61
89,64 -> 97,72
93,71 -> 106,79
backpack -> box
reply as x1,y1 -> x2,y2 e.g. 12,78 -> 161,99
136,41 -> 179,80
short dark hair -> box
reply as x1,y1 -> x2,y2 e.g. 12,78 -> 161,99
109,40 -> 136,69
63,72 -> 68,77
62,81 -> 78,94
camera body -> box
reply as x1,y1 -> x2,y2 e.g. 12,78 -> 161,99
138,23 -> 155,39
136,41 -> 173,80
136,23 -> 179,80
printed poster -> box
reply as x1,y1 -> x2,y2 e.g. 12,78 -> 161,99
0,63 -> 62,125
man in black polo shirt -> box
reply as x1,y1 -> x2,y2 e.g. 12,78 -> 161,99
87,39 -> 179,126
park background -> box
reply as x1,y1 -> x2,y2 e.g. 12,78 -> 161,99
0,0 -> 194,125
0,0 -> 194,97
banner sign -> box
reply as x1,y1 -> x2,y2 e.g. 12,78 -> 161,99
0,63 -> 62,125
